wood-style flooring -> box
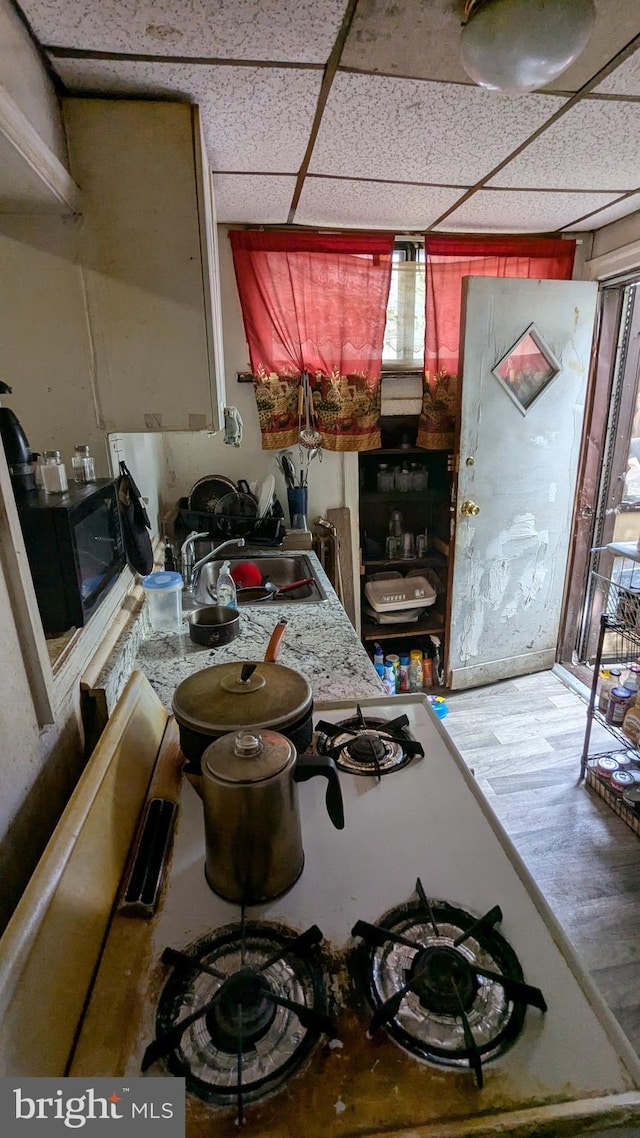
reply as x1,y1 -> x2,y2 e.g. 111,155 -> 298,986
442,669 -> 640,1054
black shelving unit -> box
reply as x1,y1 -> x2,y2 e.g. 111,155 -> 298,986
358,446 -> 451,666
579,547 -> 640,837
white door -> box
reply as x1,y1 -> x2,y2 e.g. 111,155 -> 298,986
448,276 -> 598,690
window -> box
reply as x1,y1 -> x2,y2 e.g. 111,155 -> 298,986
382,242 -> 425,370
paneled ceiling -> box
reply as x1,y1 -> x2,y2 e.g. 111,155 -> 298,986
16,0 -> 640,234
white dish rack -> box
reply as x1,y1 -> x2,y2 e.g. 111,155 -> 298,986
364,574 -> 436,615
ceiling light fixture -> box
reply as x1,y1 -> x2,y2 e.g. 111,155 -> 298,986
460,0 -> 596,95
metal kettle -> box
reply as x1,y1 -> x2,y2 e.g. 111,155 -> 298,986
200,728 -> 344,903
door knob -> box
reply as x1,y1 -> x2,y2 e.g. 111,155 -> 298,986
460,500 -> 480,516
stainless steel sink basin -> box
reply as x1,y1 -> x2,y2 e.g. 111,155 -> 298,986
191,554 -> 326,606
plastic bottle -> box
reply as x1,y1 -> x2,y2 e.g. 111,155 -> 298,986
409,650 -> 423,692
373,642 -> 384,671
216,560 -> 237,608
399,654 -> 410,692
383,663 -> 396,697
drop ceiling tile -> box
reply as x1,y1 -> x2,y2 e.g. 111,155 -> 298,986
489,99 -> 640,191
569,191 -> 640,230
341,0 -> 473,85
309,73 -> 565,185
543,0 -> 640,92
56,59 -> 321,172
295,177 -> 464,230
21,0 -> 348,61
435,189 -> 620,233
341,0 -> 640,93
213,174 -> 296,223
594,46 -> 640,95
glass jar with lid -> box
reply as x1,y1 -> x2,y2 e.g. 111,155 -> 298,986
40,451 -> 68,494
71,444 -> 96,484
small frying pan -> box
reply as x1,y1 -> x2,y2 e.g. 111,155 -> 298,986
236,577 -> 316,603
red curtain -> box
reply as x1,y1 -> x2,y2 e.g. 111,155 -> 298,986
230,230 -> 394,451
418,235 -> 576,449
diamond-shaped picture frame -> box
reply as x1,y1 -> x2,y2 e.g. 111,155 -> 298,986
492,323 -> 561,415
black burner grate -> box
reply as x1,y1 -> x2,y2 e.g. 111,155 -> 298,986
352,878 -> 546,1088
316,705 -> 424,779
143,920 -> 333,1124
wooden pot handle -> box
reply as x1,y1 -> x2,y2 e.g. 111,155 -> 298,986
264,618 -> 288,662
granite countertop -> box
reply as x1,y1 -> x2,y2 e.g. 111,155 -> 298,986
101,552 -> 384,712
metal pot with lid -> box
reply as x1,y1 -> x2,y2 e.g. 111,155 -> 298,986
173,619 -> 314,768
201,728 -> 344,903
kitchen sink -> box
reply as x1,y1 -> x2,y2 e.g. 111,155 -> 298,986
190,553 -> 326,606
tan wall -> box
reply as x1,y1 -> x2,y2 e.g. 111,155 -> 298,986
160,224 -> 355,525
590,209 -> 640,262
0,0 -> 67,166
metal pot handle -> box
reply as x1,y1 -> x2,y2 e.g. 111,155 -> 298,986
294,754 -> 345,830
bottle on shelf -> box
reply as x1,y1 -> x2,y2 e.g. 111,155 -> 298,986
598,667 -> 621,715
385,653 -> 400,693
383,662 -> 396,697
399,654 -> 410,692
409,649 -> 423,692
622,662 -> 640,703
373,642 -> 385,680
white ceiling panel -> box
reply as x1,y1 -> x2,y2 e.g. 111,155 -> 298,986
594,46 -> 640,95
55,59 -> 322,173
436,189 -> 620,233
569,192 -> 640,231
213,174 -> 295,223
489,99 -> 640,191
20,0 -> 349,62
341,0 -> 640,94
309,73 -> 565,186
295,177 -> 464,231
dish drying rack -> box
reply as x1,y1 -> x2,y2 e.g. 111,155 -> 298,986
175,497 -> 285,546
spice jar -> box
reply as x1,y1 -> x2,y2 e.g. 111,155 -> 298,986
71,444 -> 96,484
40,451 -> 68,494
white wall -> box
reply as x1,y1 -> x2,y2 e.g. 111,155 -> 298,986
0,0 -> 67,166
160,224 -> 356,525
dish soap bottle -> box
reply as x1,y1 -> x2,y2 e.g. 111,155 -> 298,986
216,560 -> 237,609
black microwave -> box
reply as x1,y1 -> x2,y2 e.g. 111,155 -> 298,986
17,478 -> 126,636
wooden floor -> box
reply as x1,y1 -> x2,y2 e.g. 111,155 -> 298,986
442,669 -> 640,1054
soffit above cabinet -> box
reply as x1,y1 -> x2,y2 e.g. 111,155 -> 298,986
18,0 -> 640,234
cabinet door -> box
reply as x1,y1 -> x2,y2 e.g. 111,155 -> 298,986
63,99 -> 222,433
193,107 -> 226,433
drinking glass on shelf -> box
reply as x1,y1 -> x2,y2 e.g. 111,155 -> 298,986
385,535 -> 399,559
389,509 -> 403,537
400,532 -> 415,559
416,532 -> 428,557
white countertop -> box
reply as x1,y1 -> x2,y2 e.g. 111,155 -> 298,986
100,552 -> 384,711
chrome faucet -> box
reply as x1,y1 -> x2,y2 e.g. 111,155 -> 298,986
180,532 -> 246,591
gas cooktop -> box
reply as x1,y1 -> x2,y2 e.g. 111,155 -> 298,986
70,695 -> 640,1138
